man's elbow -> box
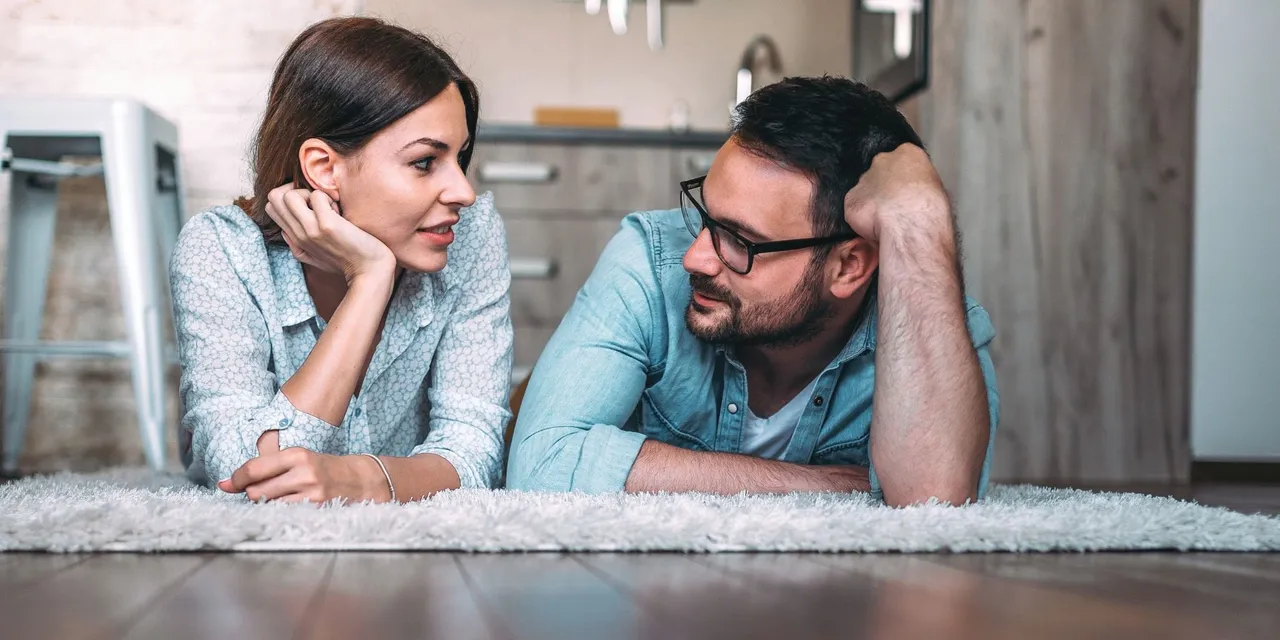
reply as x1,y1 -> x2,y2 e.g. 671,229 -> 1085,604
504,441 -> 567,492
881,473 -> 982,508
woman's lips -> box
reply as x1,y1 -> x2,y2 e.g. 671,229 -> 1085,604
416,218 -> 458,246
417,226 -> 454,246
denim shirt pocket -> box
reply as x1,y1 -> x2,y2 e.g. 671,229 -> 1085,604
810,429 -> 872,466
641,391 -> 713,451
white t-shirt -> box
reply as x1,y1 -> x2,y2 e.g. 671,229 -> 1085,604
740,376 -> 822,458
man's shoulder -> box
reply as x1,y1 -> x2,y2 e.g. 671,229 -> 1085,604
617,208 -> 693,265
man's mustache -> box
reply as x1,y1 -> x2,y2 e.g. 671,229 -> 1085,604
689,275 -> 734,303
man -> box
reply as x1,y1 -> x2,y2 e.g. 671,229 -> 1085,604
506,76 -> 998,506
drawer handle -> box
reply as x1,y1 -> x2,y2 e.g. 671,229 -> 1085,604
478,161 -> 559,184
510,257 -> 558,279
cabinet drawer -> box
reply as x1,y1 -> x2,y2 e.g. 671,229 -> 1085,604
471,143 -> 678,216
513,325 -> 557,379
505,216 -> 625,327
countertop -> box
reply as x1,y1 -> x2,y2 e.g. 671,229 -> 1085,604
475,123 -> 729,148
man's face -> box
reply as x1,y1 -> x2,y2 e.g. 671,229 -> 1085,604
681,139 -> 836,348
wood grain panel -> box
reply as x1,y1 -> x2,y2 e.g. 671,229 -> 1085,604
917,0 -> 1197,482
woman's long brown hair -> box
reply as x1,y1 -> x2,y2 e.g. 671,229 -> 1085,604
235,17 -> 480,242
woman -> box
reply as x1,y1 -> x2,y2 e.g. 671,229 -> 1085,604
169,16 -> 512,503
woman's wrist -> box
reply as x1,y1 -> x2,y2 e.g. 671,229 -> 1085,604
346,255 -> 397,288
352,453 -> 394,502
348,260 -> 396,291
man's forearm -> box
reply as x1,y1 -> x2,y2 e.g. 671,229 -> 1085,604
871,203 -> 989,506
624,440 -> 869,494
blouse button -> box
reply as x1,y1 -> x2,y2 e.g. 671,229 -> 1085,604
727,403 -> 739,414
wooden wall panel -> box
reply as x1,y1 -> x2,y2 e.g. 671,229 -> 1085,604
918,0 -> 1197,482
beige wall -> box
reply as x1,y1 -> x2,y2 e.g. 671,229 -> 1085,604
363,0 -> 852,130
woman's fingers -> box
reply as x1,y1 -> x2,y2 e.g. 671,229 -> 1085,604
281,229 -> 319,267
309,189 -> 339,222
242,467 -> 310,503
222,452 -> 296,493
278,215 -> 301,251
282,188 -> 320,238
266,184 -> 305,240
273,491 -> 327,505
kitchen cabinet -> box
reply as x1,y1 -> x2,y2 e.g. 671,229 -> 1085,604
470,136 -> 720,380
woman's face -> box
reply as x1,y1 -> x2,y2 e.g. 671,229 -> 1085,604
333,83 -> 476,274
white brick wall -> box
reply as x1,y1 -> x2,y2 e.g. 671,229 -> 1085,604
0,0 -> 362,472
1,0 -> 364,212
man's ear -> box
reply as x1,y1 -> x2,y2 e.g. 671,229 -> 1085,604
828,238 -> 879,300
297,138 -> 344,203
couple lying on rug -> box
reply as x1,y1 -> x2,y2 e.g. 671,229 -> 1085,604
169,17 -> 999,509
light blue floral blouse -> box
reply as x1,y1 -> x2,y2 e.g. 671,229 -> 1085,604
169,192 -> 513,489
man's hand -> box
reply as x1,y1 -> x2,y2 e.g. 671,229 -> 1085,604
842,143 -> 949,244
217,448 -> 390,504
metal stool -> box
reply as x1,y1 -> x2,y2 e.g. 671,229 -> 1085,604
1,97 -> 184,472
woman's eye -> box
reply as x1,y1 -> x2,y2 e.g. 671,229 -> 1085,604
412,156 -> 436,172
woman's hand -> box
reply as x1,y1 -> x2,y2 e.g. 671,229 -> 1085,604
217,448 -> 392,504
265,183 -> 396,284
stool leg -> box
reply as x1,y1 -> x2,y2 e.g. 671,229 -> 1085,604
102,112 -> 167,471
154,143 -> 184,465
2,172 -> 59,473
153,145 -> 182,279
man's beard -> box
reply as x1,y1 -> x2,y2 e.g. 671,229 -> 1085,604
685,258 -> 835,349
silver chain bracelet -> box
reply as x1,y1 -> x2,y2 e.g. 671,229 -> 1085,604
360,453 -> 396,503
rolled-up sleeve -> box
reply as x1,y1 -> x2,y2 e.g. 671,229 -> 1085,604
506,217 -> 662,493
170,215 -> 342,486
409,195 -> 514,489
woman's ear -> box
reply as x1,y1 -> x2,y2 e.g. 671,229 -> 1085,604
828,238 -> 879,300
297,138 -> 343,202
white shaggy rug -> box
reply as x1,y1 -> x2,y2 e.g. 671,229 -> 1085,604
1,468 -> 1278,553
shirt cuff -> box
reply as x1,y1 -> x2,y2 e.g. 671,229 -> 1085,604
268,391 -> 345,454
867,461 -> 885,503
573,425 -> 648,494
412,446 -> 490,489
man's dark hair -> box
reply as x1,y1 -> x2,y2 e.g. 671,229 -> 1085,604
731,75 -> 925,239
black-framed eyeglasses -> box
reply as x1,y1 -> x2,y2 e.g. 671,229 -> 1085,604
679,175 -> 857,275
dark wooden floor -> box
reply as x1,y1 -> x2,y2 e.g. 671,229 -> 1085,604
2,483 -> 1278,640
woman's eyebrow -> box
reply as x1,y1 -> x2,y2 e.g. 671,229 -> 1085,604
399,137 -> 450,152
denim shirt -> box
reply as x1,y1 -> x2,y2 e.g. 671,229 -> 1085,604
170,193 -> 514,489
506,208 -> 999,500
